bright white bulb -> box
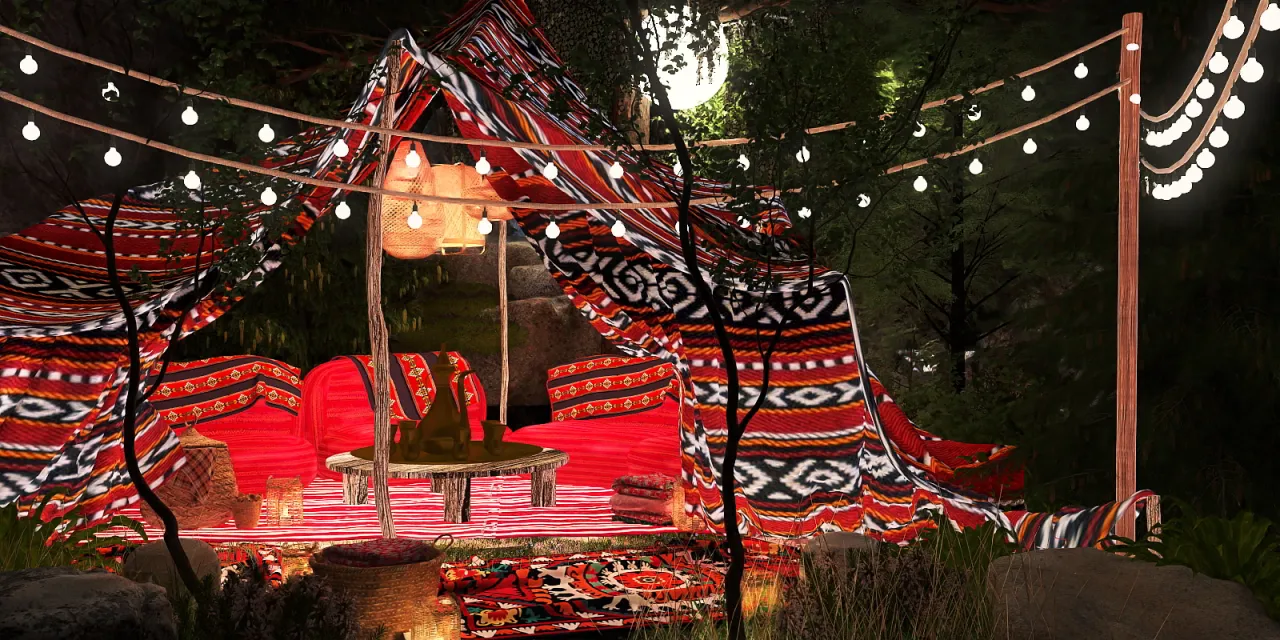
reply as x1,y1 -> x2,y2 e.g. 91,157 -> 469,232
103,146 -> 122,167
21,120 -> 39,141
101,81 -> 119,102
335,200 -> 352,220
333,138 -> 349,158
1208,51 -> 1230,74
1223,15 -> 1246,40
1152,184 -> 1167,200
477,216 -> 493,235
1223,95 -> 1246,120
1196,148 -> 1216,169
257,123 -> 274,143
1129,93 -> 1142,105
1126,42 -> 1140,51
1186,164 -> 1204,183
546,219 -> 561,239
738,216 -> 751,229
967,106 -> 982,122
1209,126 -> 1230,148
1021,85 -> 1036,102
1240,57 -> 1265,83
181,105 -> 199,126
1185,99 -> 1204,118
1175,115 -> 1193,133
1263,3 -> 1280,31
1023,138 -> 1038,154
542,163 -> 559,180
405,147 -> 421,168
968,157 -> 983,174
913,175 -> 928,192
607,161 -> 623,179
611,220 -> 626,237
857,193 -> 871,208
798,207 -> 812,219
1074,62 -> 1089,79
260,186 -> 277,205
913,122 -> 926,138
674,162 -> 684,177
1076,114 -> 1090,131
737,154 -> 750,170
183,170 -> 201,190
407,206 -> 423,229
795,146 -> 811,163
19,54 -> 37,75
1196,79 -> 1215,100
476,156 -> 492,176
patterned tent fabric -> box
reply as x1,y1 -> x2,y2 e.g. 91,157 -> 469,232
342,352 -> 485,423
147,356 -> 303,426
547,355 -> 676,421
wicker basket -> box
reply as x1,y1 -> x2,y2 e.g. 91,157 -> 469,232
231,494 -> 262,529
308,537 -> 450,635
141,427 -> 239,529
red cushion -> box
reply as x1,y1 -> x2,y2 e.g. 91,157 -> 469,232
321,538 -> 435,567
195,427 -> 317,495
547,356 -> 675,422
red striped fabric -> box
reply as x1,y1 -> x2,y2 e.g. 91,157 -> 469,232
149,356 -> 303,427
547,356 -> 676,422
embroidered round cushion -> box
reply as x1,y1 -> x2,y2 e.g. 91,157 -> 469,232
321,538 -> 434,567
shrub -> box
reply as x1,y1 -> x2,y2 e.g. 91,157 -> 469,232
0,493 -> 145,572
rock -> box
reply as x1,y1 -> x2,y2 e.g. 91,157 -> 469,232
801,531 -> 882,576
447,231 -> 543,287
123,538 -> 222,598
988,548 -> 1280,640
507,264 -> 564,300
0,566 -> 176,640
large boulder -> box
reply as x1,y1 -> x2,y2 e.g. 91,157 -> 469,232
507,264 -> 564,300
123,538 -> 222,598
0,566 -> 176,640
988,548 -> 1280,640
446,232 -> 543,287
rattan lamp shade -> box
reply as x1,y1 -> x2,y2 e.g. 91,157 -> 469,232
382,142 -> 511,259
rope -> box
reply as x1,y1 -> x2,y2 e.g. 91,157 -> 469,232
1140,0 -> 1236,123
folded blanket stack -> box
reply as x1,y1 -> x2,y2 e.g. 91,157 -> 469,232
611,474 -> 676,525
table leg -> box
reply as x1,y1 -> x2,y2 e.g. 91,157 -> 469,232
342,473 -> 368,505
440,476 -> 472,523
531,468 -> 557,507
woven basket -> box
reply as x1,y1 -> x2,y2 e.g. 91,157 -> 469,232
231,494 -> 262,529
672,482 -> 704,532
308,536 -> 450,634
141,427 -> 239,529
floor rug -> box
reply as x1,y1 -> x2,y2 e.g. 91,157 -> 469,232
442,539 -> 796,638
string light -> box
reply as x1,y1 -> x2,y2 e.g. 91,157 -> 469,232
183,169 -> 201,190
913,122 -> 926,138
1263,3 -> 1280,31
738,216 -> 751,228
1128,93 -> 1142,105
1196,79 -> 1215,100
1185,98 -> 1204,118
857,193 -> 871,208
608,161 -> 623,179
101,81 -> 119,102
967,105 -> 982,122
405,144 -> 422,168
260,186 -> 277,205
1196,148 -> 1216,168
1208,51 -> 1230,74
1209,125 -> 1230,148
546,219 -> 561,239
1126,42 -> 1140,51
1223,12 -> 1246,39
968,157 -> 983,174
332,138 -> 349,158
335,200 -> 352,220
542,162 -> 559,180
476,153 -> 492,175
1074,60 -> 1089,79
19,53 -> 37,75
407,202 -> 423,229
1022,138 -> 1038,154
1186,164 -> 1204,183
795,146 -> 811,163
913,175 -> 928,192
257,123 -> 274,143
611,219 -> 627,237
103,145 -> 122,167
1021,85 -> 1036,102
1076,113 -> 1091,131
21,118 -> 39,141
477,210 -> 493,235
674,162 -> 684,177
737,154 -> 751,170
181,103 -> 199,126
798,207 -> 812,219
1240,51 -> 1264,83
1223,94 -> 1245,119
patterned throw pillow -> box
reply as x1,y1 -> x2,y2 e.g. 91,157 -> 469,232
547,356 -> 676,421
321,538 -> 434,567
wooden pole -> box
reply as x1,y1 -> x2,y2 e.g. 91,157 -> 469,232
1116,13 -> 1142,541
498,224 -> 509,424
368,42 -> 403,540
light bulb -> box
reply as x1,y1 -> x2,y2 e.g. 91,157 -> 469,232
737,154 -> 750,170
335,200 -> 352,220
795,146 -> 811,163
542,163 -> 559,180
611,219 -> 626,237
1196,79 -> 1215,100
857,193 -> 871,208
798,207 -> 812,219
19,54 -> 37,75
470,155 -> 488,176
405,147 -> 421,168
1240,57 -> 1264,84
1186,164 -> 1204,183
1175,115 -> 1193,133
1185,99 -> 1203,118
183,170 -> 201,190
1021,85 -> 1036,102
1152,184 -> 1167,200
1208,51 -> 1230,74
1145,130 -> 1160,146
258,123 -> 274,143
738,216 -> 751,229
1074,61 -> 1089,79
674,162 -> 684,177
101,81 -> 120,102
103,146 -> 122,167
333,138 -> 349,158
968,157 -> 983,174
181,105 -> 199,126
1126,42 -> 1140,51
1223,95 -> 1245,120
607,161 -> 623,179
1263,3 -> 1280,31
21,119 -> 39,141
913,122 -> 926,138
1196,148 -> 1216,169
407,204 -> 423,229
913,175 -> 928,192
1223,14 -> 1245,40
967,106 -> 982,122
1076,114 -> 1090,131
1023,138 -> 1038,154
1209,126 -> 1230,148
477,215 -> 493,235
1129,93 -> 1142,105
546,219 -> 561,239
260,186 -> 277,205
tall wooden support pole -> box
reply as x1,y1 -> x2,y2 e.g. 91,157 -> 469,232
367,42 -> 402,539
498,224 -> 509,424
1116,13 -> 1142,541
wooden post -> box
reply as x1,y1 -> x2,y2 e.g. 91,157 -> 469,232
498,225 -> 509,424
367,42 -> 403,539
1116,13 -> 1142,541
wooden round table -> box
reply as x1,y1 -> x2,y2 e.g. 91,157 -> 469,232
325,445 -> 568,523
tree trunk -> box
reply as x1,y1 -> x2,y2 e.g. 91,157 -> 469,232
947,109 -> 969,393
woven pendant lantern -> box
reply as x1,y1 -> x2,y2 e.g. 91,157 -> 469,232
382,142 -> 512,259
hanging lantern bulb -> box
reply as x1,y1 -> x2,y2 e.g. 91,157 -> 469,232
21,119 -> 40,142
1186,164 -> 1204,183
1263,3 -> 1280,31
913,122 -> 926,138
1022,138 -> 1038,154
1223,94 -> 1246,120
546,219 -> 561,239
967,105 -> 982,122
1176,115 -> 1193,133
407,202 -> 423,229
100,81 -> 120,102
542,162 -> 559,180
332,138 -> 350,158
798,207 -> 812,219
1208,51 -> 1230,74
1185,99 -> 1203,118
257,123 -> 275,143
477,210 -> 493,235
405,145 -> 422,168
1195,79 -> 1215,100
1209,125 -> 1230,148
181,103 -> 199,126
795,146 -> 811,163
738,216 -> 751,228
1076,113 -> 1091,131
1128,93 -> 1142,105
857,193 -> 871,208
1196,148 -> 1216,169
1223,13 -> 1246,39
1240,53 -> 1264,84
19,53 -> 37,75
1074,60 -> 1089,79
1021,85 -> 1036,102
260,186 -> 277,205
335,200 -> 352,220
1151,184 -> 1167,201
737,154 -> 750,170
608,161 -> 624,179
103,145 -> 122,167
1144,130 -> 1159,146
476,154 -> 492,176
183,170 -> 201,190
674,162 -> 684,177
968,157 -> 983,175
611,219 -> 627,237
1126,42 -> 1140,51
913,175 -> 928,192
